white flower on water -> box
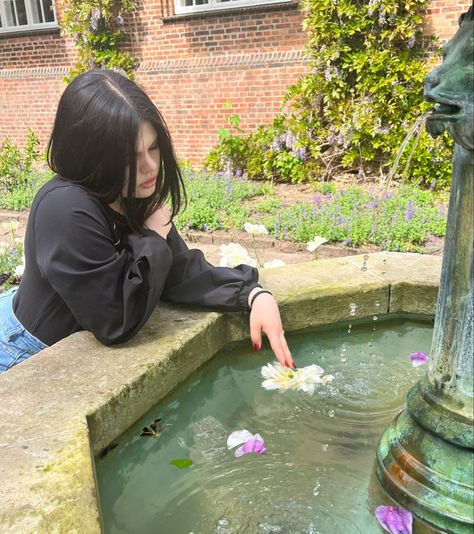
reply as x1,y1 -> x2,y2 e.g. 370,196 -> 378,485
306,236 -> 328,252
262,259 -> 286,269
244,222 -> 268,235
321,374 -> 335,385
261,362 -> 334,395
218,243 -> 257,268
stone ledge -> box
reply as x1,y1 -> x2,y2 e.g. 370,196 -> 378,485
0,252 -> 441,532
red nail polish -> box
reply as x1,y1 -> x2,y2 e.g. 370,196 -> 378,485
253,343 -> 260,351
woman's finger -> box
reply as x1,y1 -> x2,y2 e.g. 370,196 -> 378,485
249,313 -> 263,352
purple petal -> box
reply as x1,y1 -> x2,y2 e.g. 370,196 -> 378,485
409,352 -> 430,367
234,438 -> 266,457
375,505 -> 413,534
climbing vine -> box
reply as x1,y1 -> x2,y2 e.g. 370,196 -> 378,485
205,0 -> 453,189
62,0 -> 137,82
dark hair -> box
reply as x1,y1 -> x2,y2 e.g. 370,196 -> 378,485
47,69 -> 186,232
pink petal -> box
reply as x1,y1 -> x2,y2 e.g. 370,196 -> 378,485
234,438 -> 266,457
409,352 -> 430,367
375,505 -> 413,534
227,429 -> 254,449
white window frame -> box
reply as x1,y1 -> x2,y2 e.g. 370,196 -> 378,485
0,0 -> 58,34
174,0 -> 292,16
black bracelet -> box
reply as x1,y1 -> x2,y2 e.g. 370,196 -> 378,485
250,290 -> 273,309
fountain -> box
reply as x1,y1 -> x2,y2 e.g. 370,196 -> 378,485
376,7 -> 474,533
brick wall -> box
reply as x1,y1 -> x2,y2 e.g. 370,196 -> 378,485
0,0 -> 471,164
423,1 -> 471,40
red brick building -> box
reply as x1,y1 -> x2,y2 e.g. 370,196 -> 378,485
0,0 -> 470,163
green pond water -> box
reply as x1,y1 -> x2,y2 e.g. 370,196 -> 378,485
96,317 -> 433,534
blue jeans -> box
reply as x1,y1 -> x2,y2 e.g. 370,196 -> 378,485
0,288 -> 48,373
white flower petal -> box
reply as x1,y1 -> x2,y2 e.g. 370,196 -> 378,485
227,429 -> 254,450
263,259 -> 286,269
244,222 -> 268,235
321,374 -> 335,385
306,236 -> 328,252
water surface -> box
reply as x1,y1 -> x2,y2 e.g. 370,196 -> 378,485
96,317 -> 433,534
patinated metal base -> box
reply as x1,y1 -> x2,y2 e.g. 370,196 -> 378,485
376,400 -> 474,534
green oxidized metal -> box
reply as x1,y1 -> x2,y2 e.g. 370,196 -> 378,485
376,8 -> 474,533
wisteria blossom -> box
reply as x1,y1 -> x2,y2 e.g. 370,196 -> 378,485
218,243 -> 257,268
261,362 -> 334,395
227,430 -> 266,457
375,505 -> 412,534
244,222 -> 268,235
307,236 -> 328,252
409,352 -> 430,367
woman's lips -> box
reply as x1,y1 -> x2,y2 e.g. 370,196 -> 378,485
141,177 -> 156,188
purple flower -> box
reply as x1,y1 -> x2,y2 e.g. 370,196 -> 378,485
274,216 -> 281,235
385,192 -> 394,200
90,8 -> 101,30
235,437 -> 266,457
407,36 -> 416,49
313,194 -> 323,206
227,430 -> 266,457
378,12 -> 387,25
341,237 -> 353,247
405,202 -> 416,222
375,505 -> 412,534
410,352 -> 430,367
294,147 -> 308,162
336,132 -> 346,146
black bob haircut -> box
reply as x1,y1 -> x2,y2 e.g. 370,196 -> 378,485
47,69 -> 186,232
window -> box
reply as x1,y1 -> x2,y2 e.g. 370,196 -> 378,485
174,0 -> 291,15
0,0 -> 57,34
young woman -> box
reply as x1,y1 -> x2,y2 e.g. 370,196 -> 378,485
0,69 -> 295,373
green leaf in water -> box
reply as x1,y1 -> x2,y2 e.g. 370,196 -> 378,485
169,458 -> 193,469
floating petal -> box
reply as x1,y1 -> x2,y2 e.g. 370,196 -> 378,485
227,429 -> 254,450
234,435 -> 266,457
375,505 -> 413,534
409,352 -> 430,367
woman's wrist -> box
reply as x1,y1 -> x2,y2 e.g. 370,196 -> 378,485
248,287 -> 273,309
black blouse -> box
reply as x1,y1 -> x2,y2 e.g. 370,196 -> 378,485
13,176 -> 259,346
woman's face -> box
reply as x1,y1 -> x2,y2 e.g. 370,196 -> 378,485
124,121 -> 161,199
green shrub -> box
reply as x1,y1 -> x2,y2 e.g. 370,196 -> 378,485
0,226 -> 24,291
0,170 -> 51,211
174,170 -> 264,232
265,184 -> 447,251
204,0 -> 453,190
0,131 -> 40,193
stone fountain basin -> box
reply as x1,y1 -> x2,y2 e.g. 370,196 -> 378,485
0,252 -> 441,533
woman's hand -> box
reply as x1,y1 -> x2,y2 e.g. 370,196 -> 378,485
145,205 -> 172,239
249,291 -> 296,369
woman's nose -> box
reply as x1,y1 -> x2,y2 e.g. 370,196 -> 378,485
140,153 -> 158,174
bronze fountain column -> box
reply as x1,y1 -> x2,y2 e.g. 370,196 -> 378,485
376,7 -> 474,533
